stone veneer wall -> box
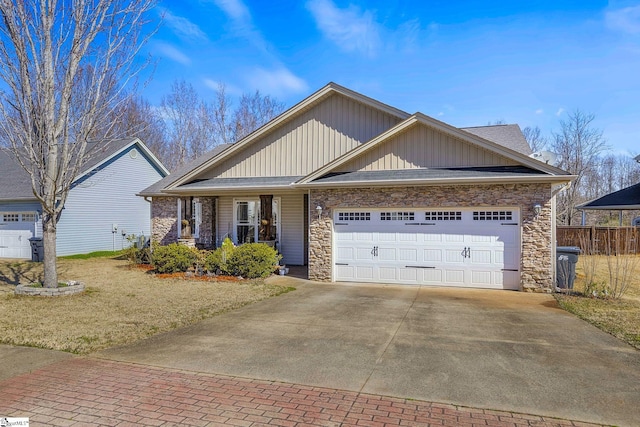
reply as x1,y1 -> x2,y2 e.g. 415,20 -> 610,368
151,197 -> 178,245
151,196 -> 216,247
309,183 -> 554,292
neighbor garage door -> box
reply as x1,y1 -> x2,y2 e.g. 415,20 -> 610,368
334,208 -> 520,290
0,212 -> 36,259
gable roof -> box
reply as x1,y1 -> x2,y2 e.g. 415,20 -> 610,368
578,182 -> 640,210
461,124 -> 533,155
165,82 -> 410,191
0,138 -> 168,202
298,113 -> 571,186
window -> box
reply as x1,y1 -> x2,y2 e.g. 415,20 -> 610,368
381,211 -> 415,221
425,211 -> 462,221
473,210 -> 513,221
236,201 -> 257,244
337,212 -> 370,221
234,197 -> 280,245
21,213 -> 36,222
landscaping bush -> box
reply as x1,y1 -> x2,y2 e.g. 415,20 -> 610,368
152,243 -> 198,273
225,243 -> 282,279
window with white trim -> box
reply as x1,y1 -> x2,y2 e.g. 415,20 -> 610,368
338,212 -> 371,221
473,210 -> 513,221
381,211 -> 415,221
425,211 -> 462,221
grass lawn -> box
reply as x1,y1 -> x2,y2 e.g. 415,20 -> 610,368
0,256 -> 293,354
555,254 -> 640,349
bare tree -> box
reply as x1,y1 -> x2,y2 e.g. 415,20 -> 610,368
552,110 -> 608,225
232,90 -> 285,141
160,80 -> 286,171
522,125 -> 547,152
0,0 -> 155,287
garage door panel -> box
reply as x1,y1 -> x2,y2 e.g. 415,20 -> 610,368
471,270 -> 492,285
398,233 -> 417,242
422,269 -> 442,283
356,266 -> 374,280
443,234 -> 464,243
445,269 -> 465,283
470,249 -> 492,264
398,268 -> 418,282
399,248 -> 417,262
378,247 -> 397,261
379,267 -> 397,281
423,249 -> 442,262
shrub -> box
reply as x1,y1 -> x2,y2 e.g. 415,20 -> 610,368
152,243 -> 197,273
225,243 -> 282,279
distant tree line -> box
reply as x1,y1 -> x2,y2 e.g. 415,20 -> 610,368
96,80 -> 285,172
522,111 -> 640,226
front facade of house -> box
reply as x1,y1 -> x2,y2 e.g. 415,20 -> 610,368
142,83 -> 574,292
0,138 -> 168,258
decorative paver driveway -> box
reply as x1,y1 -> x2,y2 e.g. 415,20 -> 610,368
0,358 -> 601,426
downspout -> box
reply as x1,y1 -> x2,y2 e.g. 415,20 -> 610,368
143,196 -> 152,250
550,182 -> 571,292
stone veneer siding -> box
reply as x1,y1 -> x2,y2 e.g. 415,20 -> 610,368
309,183 -> 553,292
151,196 -> 216,247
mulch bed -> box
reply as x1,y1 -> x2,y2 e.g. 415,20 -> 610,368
133,264 -> 242,282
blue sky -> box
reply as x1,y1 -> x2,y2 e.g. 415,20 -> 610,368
143,0 -> 640,155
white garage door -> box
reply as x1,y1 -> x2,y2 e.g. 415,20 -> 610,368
0,212 -> 36,259
334,208 -> 520,290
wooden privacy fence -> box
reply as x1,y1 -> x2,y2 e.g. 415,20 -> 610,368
556,226 -> 639,255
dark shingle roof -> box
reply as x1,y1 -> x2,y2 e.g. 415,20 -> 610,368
0,138 -> 147,201
138,144 -> 232,196
461,124 -> 532,155
579,182 -> 640,210
178,176 -> 304,190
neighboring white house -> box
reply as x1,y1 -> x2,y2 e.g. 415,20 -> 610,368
0,138 -> 168,258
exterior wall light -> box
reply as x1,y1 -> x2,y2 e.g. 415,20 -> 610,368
315,205 -> 323,219
533,204 -> 542,217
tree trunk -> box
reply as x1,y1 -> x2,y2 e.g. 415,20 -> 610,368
42,216 -> 58,288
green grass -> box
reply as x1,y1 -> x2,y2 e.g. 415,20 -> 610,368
60,250 -> 124,260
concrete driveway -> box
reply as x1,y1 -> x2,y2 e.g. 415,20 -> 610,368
97,278 -> 640,426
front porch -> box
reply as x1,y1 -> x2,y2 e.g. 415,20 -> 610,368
151,193 -> 309,268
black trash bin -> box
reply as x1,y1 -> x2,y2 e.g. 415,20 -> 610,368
556,246 -> 581,290
28,237 -> 44,262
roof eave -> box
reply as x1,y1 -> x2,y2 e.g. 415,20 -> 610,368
577,205 -> 640,210
295,175 -> 576,189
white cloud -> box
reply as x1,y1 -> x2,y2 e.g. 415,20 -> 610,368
556,108 -> 565,117
535,109 -> 544,115
306,0 -> 382,57
246,67 -> 309,97
605,5 -> 640,34
154,42 -> 191,65
213,0 -> 251,22
159,8 -> 208,41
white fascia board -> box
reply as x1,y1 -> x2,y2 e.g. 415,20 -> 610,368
295,175 -> 576,189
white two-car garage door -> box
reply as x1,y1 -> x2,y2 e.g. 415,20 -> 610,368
0,212 -> 37,259
334,208 -> 521,290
